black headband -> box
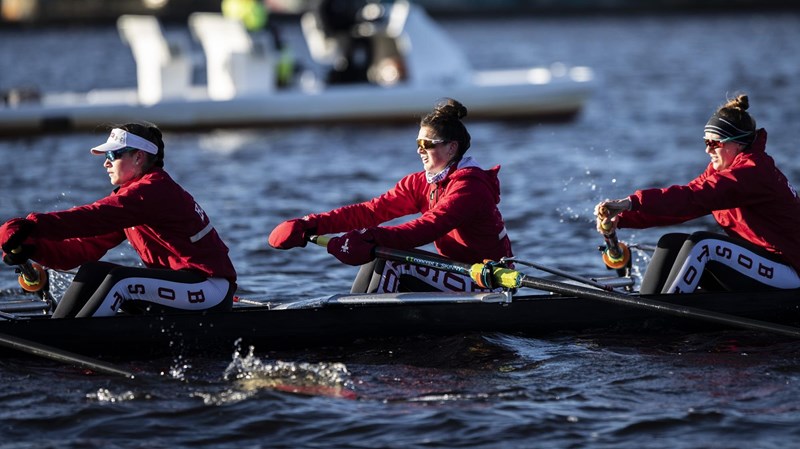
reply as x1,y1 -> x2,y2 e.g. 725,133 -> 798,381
704,113 -> 753,144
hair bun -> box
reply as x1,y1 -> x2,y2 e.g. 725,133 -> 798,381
725,94 -> 749,111
433,97 -> 468,120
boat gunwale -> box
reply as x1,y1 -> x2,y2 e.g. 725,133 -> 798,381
1,288 -> 799,358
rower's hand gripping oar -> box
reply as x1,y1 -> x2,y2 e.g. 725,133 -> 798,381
8,245 -> 57,311
16,259 -> 48,293
597,206 -> 631,271
0,219 -> 44,291
310,235 -> 800,339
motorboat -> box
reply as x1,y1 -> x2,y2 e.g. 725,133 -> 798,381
0,1 -> 595,136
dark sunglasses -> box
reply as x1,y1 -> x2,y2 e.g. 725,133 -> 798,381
105,147 -> 137,162
703,132 -> 751,150
417,138 -> 448,150
704,139 -> 725,150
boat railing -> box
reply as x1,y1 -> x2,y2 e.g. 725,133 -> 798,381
0,299 -> 50,318
117,14 -> 193,105
325,291 -> 513,306
593,276 -> 636,290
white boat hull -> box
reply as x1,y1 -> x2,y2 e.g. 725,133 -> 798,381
0,3 -> 595,136
0,70 -> 594,136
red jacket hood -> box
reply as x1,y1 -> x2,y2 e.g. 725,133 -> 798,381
447,162 -> 502,205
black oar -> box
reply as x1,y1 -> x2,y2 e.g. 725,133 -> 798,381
0,332 -> 136,378
311,235 -> 800,338
505,257 -> 622,292
2,259 -> 135,378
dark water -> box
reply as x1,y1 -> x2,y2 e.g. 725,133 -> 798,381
2,11 -> 800,448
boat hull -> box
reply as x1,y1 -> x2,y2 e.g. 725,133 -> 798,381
1,290 -> 798,358
0,73 -> 593,136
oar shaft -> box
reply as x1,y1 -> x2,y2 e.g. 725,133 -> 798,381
4,262 -> 132,377
511,259 -> 616,292
310,236 -> 521,288
311,235 -> 800,338
373,247 -> 522,289
0,333 -> 136,378
518,275 -> 800,338
603,231 -> 623,258
374,247 -> 471,276
312,235 -> 471,275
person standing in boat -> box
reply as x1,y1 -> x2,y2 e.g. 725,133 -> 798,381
269,97 -> 513,293
0,123 -> 237,317
595,94 -> 800,294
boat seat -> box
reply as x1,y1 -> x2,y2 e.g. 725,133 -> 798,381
300,8 -> 343,67
388,2 -> 470,86
117,15 -> 192,105
189,12 -> 276,100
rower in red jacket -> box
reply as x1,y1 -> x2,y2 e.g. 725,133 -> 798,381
269,98 -> 513,293
595,94 -> 800,294
0,123 -> 237,317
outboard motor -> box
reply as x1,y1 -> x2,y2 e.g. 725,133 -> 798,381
307,0 -> 399,85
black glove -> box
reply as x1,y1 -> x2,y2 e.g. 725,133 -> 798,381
2,243 -> 34,266
1,218 -> 34,251
0,218 -> 35,266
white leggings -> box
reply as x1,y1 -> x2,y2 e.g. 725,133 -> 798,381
663,234 -> 800,293
89,276 -> 231,317
375,260 -> 489,293
52,261 -> 233,318
350,258 -> 491,293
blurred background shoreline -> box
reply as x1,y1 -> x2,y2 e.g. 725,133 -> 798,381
2,0 -> 799,26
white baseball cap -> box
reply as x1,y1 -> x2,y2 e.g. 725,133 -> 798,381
90,128 -> 158,155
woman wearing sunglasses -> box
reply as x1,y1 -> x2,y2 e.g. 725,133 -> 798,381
269,98 -> 513,293
0,123 -> 237,317
595,94 -> 800,294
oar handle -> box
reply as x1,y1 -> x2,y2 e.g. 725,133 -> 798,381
598,208 -> 630,270
18,260 -> 39,281
14,258 -> 48,293
310,235 -> 330,247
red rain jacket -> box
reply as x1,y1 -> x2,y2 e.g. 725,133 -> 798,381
25,168 -> 237,283
617,129 -> 800,271
314,162 -> 513,264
